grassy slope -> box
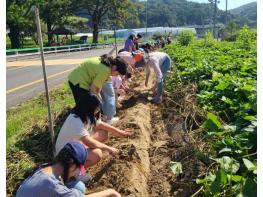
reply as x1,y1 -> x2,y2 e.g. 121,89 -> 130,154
7,83 -> 74,146
7,83 -> 75,196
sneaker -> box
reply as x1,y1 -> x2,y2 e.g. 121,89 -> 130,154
106,117 -> 119,125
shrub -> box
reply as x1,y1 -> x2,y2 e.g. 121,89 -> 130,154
203,32 -> 216,47
236,26 -> 257,50
177,31 -> 194,46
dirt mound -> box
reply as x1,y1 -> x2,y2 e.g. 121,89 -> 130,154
85,72 -> 206,196
88,99 -> 152,196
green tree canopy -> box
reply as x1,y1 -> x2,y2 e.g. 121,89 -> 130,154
79,0 -> 140,43
7,0 -> 36,48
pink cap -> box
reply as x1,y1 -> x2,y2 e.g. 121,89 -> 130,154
80,165 -> 86,176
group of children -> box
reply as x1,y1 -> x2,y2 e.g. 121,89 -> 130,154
16,34 -> 172,197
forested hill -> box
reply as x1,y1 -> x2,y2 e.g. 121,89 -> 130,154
134,0 -> 223,27
125,0 -> 257,28
229,2 -> 257,28
229,2 -> 256,15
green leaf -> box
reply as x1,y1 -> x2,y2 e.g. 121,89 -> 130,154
242,85 -> 253,92
243,178 -> 257,197
212,72 -> 223,81
231,175 -> 243,182
215,156 -> 240,174
210,169 -> 227,195
215,81 -> 229,90
251,121 -> 257,127
170,161 -> 183,175
203,113 -> 224,132
196,173 -> 216,184
243,158 -> 256,172
209,131 -> 228,136
243,116 -> 256,121
224,125 -> 237,132
219,147 -> 232,153
196,178 -> 206,184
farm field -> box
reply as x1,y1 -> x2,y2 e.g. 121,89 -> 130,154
6,27 -> 257,197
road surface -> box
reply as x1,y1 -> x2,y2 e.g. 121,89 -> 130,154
6,47 -> 121,108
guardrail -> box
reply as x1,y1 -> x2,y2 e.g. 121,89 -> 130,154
6,42 -> 122,59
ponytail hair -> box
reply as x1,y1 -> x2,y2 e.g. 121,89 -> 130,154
54,148 -> 80,183
100,54 -> 114,67
141,43 -> 155,53
100,54 -> 127,75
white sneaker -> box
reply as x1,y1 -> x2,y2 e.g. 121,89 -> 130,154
106,117 -> 119,125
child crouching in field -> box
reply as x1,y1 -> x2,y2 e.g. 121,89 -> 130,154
112,72 -> 132,108
16,141 -> 121,197
55,93 -> 133,183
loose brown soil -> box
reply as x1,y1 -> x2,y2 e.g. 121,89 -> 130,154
85,72 -> 206,197
7,71 -> 208,197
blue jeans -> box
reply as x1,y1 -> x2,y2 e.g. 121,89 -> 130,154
101,79 -> 116,119
154,56 -> 171,102
66,180 -> 86,194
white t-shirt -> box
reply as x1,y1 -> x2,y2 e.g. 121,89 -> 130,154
55,113 -> 96,154
145,52 -> 168,83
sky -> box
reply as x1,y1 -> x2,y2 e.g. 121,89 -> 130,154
187,0 -> 257,10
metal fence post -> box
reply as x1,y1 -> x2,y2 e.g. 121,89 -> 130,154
33,6 -> 56,157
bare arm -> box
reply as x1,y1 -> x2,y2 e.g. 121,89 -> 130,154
128,64 -> 135,73
90,84 -> 100,95
85,189 -> 121,197
145,63 -> 151,87
96,121 -> 133,137
90,84 -> 102,99
80,135 -> 118,155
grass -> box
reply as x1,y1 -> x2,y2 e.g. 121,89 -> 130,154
6,83 -> 75,196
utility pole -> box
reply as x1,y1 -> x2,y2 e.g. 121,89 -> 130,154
211,0 -> 219,38
213,0 -> 217,38
113,0 -> 118,56
114,27 -> 117,56
145,0 -> 148,38
225,0 -> 228,25
33,6 -> 55,157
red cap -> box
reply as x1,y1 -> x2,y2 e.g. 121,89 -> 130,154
134,53 -> 143,62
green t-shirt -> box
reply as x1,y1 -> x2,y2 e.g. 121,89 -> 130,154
68,57 -> 111,90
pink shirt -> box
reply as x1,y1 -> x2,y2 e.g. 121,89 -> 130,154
118,52 -> 136,67
145,52 -> 168,83
112,76 -> 122,90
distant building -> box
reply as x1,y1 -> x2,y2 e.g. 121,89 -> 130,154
100,27 -> 197,38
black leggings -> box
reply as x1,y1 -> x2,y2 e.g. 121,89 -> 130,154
68,81 -> 91,104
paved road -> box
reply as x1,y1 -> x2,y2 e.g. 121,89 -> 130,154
6,46 -> 121,108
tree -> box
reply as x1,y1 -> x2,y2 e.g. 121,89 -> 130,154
39,0 -> 78,43
80,0 -> 139,43
6,0 -> 35,48
65,16 -> 89,32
